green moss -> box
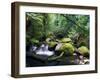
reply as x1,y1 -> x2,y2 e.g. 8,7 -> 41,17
78,46 -> 89,56
31,38 -> 39,44
59,43 -> 74,55
48,41 -> 57,47
61,38 -> 72,43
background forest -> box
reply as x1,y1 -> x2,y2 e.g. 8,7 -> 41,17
26,12 -> 90,67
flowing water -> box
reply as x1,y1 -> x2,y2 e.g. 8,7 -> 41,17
36,44 -> 54,56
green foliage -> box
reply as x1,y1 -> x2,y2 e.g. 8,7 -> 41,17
31,38 -> 39,46
46,32 -> 55,39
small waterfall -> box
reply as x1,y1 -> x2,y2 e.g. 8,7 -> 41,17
36,44 -> 54,56
30,45 -> 37,52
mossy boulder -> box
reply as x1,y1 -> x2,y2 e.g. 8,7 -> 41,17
59,43 -> 74,55
61,38 -> 72,43
48,41 -> 57,48
78,46 -> 89,56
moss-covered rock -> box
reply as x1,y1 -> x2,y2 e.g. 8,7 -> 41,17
78,46 -> 89,56
59,43 -> 74,55
48,41 -> 57,48
61,38 -> 72,43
